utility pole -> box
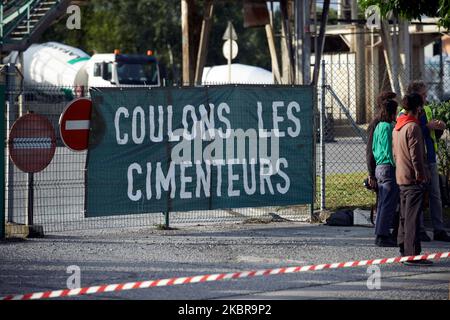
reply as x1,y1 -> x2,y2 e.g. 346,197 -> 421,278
312,0 -> 330,86
295,0 -> 311,85
380,19 -> 402,97
438,38 -> 444,100
181,0 -> 192,85
280,0 -> 294,84
399,19 -> 411,89
351,0 -> 366,123
194,0 -> 214,85
265,24 -> 281,84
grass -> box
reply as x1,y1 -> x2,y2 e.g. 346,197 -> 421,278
320,172 -> 450,224
317,172 -> 376,211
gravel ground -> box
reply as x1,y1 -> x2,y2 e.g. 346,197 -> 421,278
0,222 -> 449,300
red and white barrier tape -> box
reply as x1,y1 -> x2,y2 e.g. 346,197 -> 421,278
1,251 -> 449,300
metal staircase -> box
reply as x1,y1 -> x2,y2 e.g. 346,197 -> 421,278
1,0 -> 72,52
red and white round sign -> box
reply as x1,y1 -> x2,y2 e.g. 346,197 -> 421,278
8,113 -> 57,173
59,98 -> 92,152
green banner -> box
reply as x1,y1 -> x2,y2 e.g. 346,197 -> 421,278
86,86 -> 314,217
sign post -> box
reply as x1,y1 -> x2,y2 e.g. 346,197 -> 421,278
8,113 -> 56,228
223,21 -> 238,83
27,173 -> 34,226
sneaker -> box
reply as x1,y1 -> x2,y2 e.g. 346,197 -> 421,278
402,259 -> 433,266
433,230 -> 450,242
419,232 -> 431,242
375,235 -> 397,247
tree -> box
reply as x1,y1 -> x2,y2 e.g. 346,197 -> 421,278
359,0 -> 449,96
360,0 -> 450,30
42,1 -> 183,81
41,0 -> 272,83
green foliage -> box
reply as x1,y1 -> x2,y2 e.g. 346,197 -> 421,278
41,0 -> 272,83
431,101 -> 450,125
359,0 -> 450,30
42,0 -> 183,80
430,101 -> 450,178
438,0 -> 450,30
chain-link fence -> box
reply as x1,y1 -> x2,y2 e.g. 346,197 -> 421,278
3,80 -> 314,234
2,59 -> 448,234
317,58 -> 450,213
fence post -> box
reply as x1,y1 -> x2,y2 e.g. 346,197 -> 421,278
6,64 -> 16,223
164,211 -> 170,229
311,84 -> 317,220
0,85 -> 5,239
320,60 -> 326,211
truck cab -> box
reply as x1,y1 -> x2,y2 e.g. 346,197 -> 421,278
80,52 -> 161,89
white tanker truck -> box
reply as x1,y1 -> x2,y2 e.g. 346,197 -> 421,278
6,42 -> 161,97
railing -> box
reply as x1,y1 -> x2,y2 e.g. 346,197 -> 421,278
1,0 -> 62,44
325,85 -> 368,144
1,0 -> 36,38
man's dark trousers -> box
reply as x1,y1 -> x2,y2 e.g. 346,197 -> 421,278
398,184 -> 425,256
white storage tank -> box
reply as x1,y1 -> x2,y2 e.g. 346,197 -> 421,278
202,63 -> 274,85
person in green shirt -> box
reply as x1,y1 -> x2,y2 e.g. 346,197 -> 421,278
372,97 -> 399,247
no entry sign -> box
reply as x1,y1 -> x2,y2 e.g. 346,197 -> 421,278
8,113 -> 57,173
59,98 -> 92,151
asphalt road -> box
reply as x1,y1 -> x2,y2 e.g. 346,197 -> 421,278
1,222 -> 449,300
